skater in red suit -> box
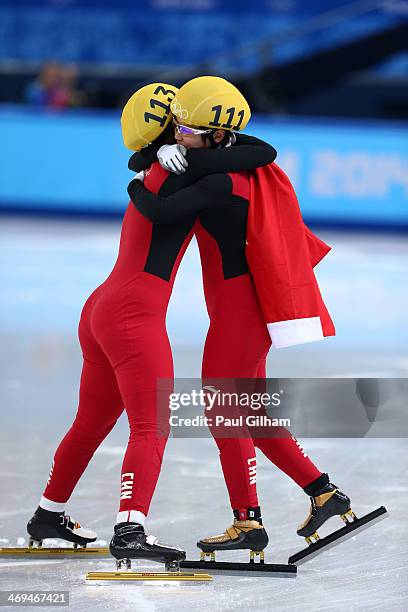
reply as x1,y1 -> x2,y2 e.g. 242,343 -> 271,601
128,77 -> 352,559
26,82 -> 278,566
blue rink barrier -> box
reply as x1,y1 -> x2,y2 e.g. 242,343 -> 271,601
0,106 -> 407,228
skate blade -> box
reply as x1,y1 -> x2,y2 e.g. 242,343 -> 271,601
289,506 -> 388,566
0,547 -> 109,558
180,560 -> 297,578
86,571 -> 212,582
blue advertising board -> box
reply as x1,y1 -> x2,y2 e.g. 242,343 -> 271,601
0,107 -> 407,228
252,116 -> 408,227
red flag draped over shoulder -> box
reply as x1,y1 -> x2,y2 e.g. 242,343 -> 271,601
246,163 -> 335,348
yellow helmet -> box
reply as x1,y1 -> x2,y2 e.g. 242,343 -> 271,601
171,76 -> 250,132
121,83 -> 178,151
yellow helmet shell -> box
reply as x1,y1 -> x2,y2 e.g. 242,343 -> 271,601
121,83 -> 178,151
171,76 -> 250,132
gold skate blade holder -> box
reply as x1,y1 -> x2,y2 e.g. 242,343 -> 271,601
305,509 -> 357,544
200,551 -> 216,562
305,532 -> 320,545
340,509 -> 357,524
86,571 -> 212,582
249,550 -> 265,564
0,546 -> 109,558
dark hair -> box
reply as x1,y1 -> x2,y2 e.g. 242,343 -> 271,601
155,122 -> 176,146
201,128 -> 230,149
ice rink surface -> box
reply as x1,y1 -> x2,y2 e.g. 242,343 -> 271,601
1,218 -> 407,611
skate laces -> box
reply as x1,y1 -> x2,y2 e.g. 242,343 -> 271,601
60,514 -> 80,530
115,523 -> 144,537
233,519 -> 262,529
203,520 -> 262,543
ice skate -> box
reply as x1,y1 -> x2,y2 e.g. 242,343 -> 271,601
297,483 -> 352,542
26,506 -> 97,548
180,514 -> 296,577
289,484 -> 388,565
109,522 -> 186,569
87,522 -> 212,582
197,518 -> 269,562
0,507 -> 107,559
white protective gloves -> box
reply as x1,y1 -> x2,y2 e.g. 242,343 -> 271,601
157,144 -> 188,175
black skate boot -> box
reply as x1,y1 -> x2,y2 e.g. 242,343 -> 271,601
297,483 -> 353,543
289,478 -> 387,565
109,522 -> 186,571
197,507 -> 269,563
27,506 -> 97,548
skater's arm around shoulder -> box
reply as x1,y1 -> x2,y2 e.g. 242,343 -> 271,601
184,134 -> 276,181
128,174 -> 233,224
128,135 -> 276,181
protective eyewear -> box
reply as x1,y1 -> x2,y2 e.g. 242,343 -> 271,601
172,119 -> 211,135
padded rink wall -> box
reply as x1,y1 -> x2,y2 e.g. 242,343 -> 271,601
0,105 -> 407,229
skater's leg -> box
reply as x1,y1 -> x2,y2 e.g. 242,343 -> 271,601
41,303 -> 124,508
250,362 -> 352,539
202,321 -> 259,510
114,386 -> 170,523
42,356 -> 124,507
106,321 -> 186,566
98,275 -> 174,523
251,359 -> 325,490
27,296 -> 124,546
99,277 -> 186,565
200,275 -> 275,514
197,302 -> 270,555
